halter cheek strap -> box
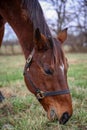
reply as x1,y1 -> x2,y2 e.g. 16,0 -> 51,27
23,48 -> 70,100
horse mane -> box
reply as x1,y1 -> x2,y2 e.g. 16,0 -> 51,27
22,0 -> 52,38
22,0 -> 63,65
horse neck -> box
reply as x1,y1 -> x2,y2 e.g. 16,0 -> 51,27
9,17 -> 34,59
12,18 -> 34,59
0,16 -> 5,47
0,0 -> 34,59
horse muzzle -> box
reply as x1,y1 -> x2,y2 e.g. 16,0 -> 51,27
47,108 -> 71,124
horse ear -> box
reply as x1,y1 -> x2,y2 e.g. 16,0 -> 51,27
34,28 -> 41,42
57,28 -> 68,43
34,28 -> 48,51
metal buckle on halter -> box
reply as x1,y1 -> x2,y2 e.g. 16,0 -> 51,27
26,48 -> 35,64
36,91 -> 44,100
25,54 -> 33,71
26,55 -> 32,64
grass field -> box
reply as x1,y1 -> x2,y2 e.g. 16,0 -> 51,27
0,53 -> 87,130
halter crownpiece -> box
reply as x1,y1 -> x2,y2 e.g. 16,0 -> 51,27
23,48 -> 70,100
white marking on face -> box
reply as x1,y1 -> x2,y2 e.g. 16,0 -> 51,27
59,63 -> 64,74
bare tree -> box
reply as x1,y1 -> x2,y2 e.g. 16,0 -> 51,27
46,0 -> 67,33
44,0 -> 87,48
83,0 -> 87,45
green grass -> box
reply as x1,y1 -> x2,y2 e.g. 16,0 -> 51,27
0,53 -> 87,130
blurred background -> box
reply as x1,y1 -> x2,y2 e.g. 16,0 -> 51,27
0,0 -> 87,54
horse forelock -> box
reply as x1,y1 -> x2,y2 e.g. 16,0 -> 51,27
52,38 -> 64,66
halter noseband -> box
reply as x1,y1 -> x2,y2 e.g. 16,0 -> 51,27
23,48 -> 70,100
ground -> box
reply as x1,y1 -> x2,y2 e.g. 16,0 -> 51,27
0,53 -> 87,130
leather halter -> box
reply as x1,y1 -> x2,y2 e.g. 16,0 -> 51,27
23,48 -> 70,100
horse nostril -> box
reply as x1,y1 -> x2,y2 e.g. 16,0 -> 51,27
50,109 -> 58,120
59,112 -> 70,125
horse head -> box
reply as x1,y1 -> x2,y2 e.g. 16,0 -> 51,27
24,28 -> 73,124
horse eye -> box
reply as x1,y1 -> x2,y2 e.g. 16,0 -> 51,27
44,68 -> 53,75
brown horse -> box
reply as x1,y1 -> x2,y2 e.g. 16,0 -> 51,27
0,0 -> 73,124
